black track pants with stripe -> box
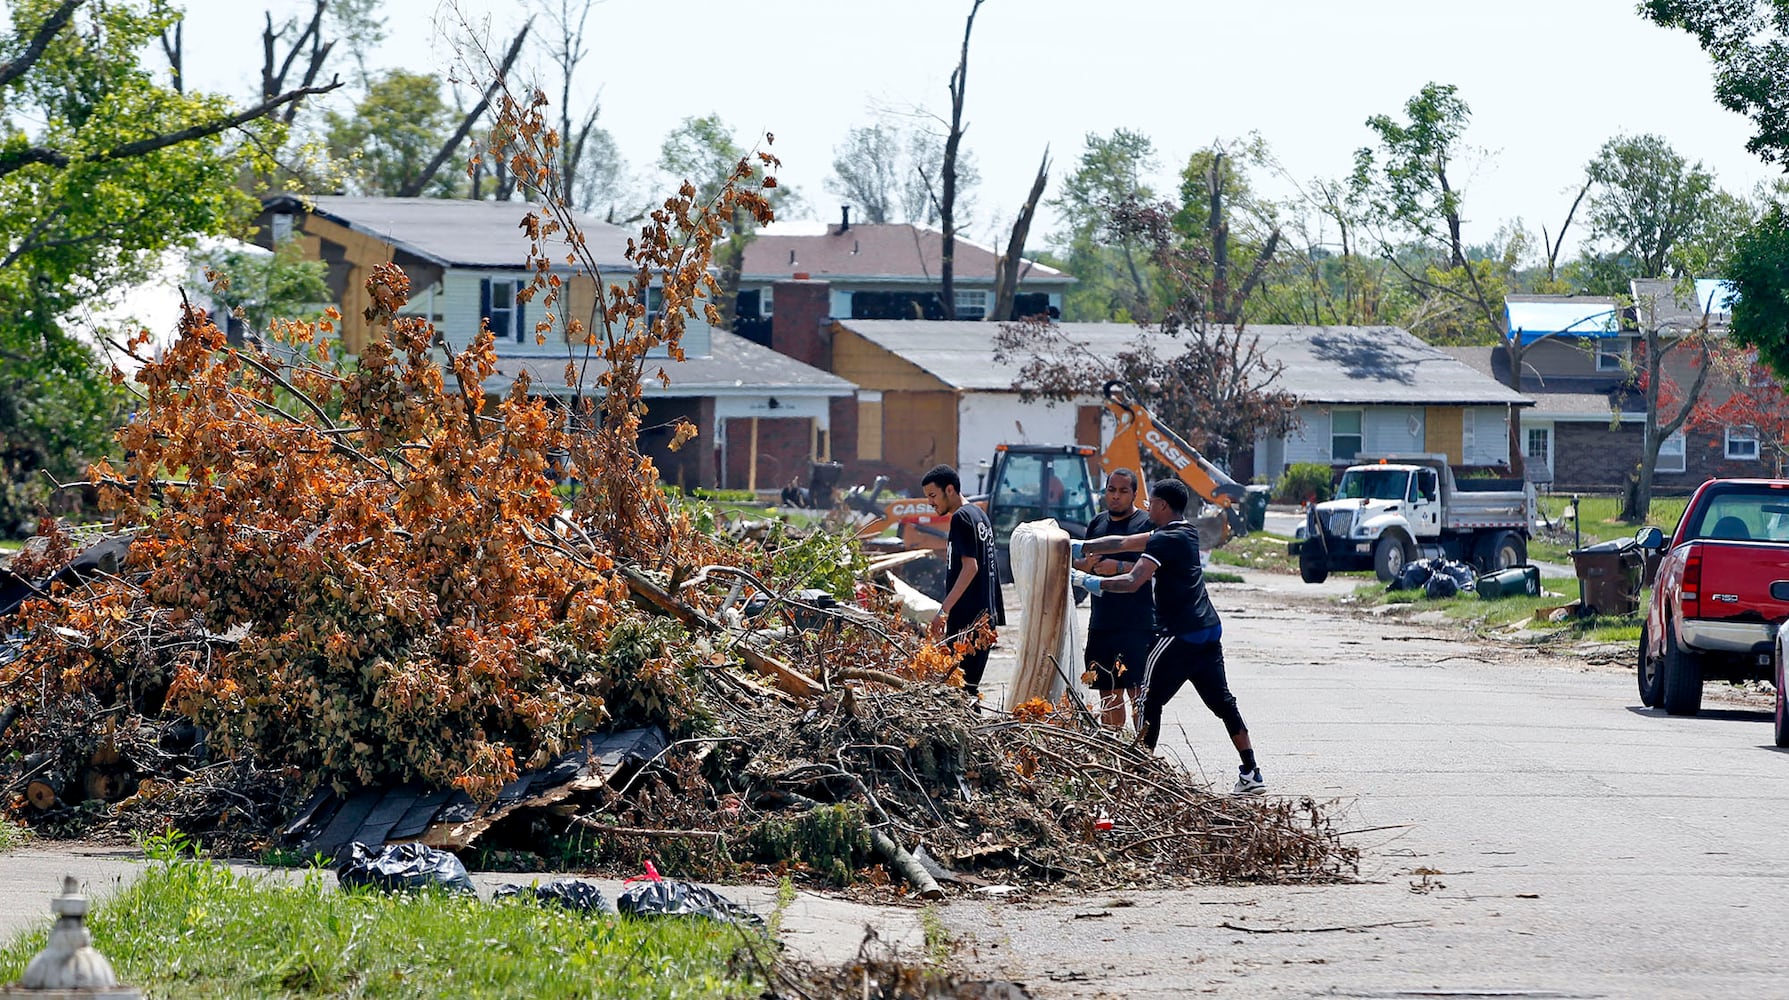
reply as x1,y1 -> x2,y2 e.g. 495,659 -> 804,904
1137,634 -> 1246,750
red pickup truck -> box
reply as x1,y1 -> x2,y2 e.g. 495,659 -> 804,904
1638,479 -> 1789,729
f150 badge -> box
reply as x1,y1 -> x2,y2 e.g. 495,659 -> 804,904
1712,594 -> 1740,603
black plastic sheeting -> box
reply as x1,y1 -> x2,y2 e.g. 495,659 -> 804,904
1389,558 -> 1478,599
337,841 -> 476,895
617,879 -> 763,929
493,879 -> 609,913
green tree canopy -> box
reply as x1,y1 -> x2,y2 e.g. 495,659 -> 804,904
1644,0 -> 1789,165
0,0 -> 325,532
1583,133 -> 1733,278
325,69 -> 460,197
1047,128 -> 1166,321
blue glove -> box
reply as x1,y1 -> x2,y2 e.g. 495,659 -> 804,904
1070,540 -> 1085,560
1071,569 -> 1102,595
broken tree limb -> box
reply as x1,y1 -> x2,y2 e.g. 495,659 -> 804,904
619,565 -> 823,699
836,667 -> 908,689
871,829 -> 944,900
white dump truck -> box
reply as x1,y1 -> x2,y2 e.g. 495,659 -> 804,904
1286,456 -> 1537,583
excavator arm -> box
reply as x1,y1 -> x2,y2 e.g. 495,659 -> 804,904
1101,381 -> 1248,534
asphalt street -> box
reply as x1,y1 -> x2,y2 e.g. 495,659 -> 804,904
948,568 -> 1789,998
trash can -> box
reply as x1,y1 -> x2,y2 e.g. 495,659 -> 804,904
1243,484 -> 1271,533
1569,538 -> 1644,616
1476,564 -> 1541,600
807,461 -> 843,510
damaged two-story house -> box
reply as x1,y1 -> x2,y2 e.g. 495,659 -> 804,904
254,194 -> 857,492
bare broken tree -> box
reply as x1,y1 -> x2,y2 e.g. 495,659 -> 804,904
261,1 -> 335,128
938,0 -> 983,320
990,148 -> 1050,323
398,20 -> 532,198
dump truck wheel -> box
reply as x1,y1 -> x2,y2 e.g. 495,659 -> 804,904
1660,620 -> 1703,717
1299,550 -> 1329,584
1373,535 -> 1411,582
1637,622 -> 1663,708
1475,531 -> 1527,573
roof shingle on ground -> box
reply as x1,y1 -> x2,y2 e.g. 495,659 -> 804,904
742,223 -> 1070,284
839,320 -> 1529,406
476,329 -> 856,399
265,195 -> 635,270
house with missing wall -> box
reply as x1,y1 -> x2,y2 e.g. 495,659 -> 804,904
1445,282 -> 1746,493
734,209 -> 1074,346
757,279 -> 1531,490
254,195 -> 857,491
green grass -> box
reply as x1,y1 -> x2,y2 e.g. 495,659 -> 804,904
0,845 -> 769,999
1353,580 -> 1645,644
1530,494 -> 1688,565
0,820 -> 28,854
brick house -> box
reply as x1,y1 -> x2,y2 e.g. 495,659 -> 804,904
1446,282 -> 1748,494
254,194 -> 856,491
735,208 -> 1074,346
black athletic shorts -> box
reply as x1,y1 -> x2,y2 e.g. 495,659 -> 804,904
1084,629 -> 1150,691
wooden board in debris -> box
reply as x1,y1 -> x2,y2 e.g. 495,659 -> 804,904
281,726 -> 669,860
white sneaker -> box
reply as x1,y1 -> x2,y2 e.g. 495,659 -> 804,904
1232,766 -> 1266,795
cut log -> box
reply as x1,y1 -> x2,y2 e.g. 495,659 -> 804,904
871,829 -> 944,900
26,772 -> 68,811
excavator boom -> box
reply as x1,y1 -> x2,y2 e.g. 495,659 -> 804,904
1101,381 -> 1246,507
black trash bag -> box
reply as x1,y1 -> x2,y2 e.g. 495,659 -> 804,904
617,879 -> 764,929
1390,559 -> 1437,592
493,879 -> 609,913
1424,572 -> 1460,599
337,841 -> 475,895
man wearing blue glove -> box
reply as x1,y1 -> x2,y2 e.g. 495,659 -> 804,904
921,464 -> 1006,698
1075,469 -> 1152,731
1071,479 -> 1264,795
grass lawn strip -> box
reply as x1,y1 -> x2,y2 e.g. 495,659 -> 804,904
0,845 -> 769,999
1350,581 -> 1645,645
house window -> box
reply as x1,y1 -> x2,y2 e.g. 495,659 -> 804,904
761,287 -> 774,316
1331,409 -> 1363,461
641,285 -> 664,328
1656,428 -> 1686,473
1595,340 -> 1629,372
480,278 -> 524,341
954,289 -> 987,320
1726,426 -> 1760,461
1525,426 -> 1552,478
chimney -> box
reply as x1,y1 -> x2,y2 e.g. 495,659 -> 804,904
771,278 -> 833,371
839,205 -> 851,233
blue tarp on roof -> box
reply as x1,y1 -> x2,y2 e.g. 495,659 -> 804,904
1695,279 -> 1737,315
1505,301 -> 1620,343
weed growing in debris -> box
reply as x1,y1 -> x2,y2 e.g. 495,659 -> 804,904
0,818 -> 26,853
0,851 -> 764,998
747,803 -> 875,886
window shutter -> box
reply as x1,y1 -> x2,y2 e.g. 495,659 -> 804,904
515,297 -> 527,343
479,278 -> 492,338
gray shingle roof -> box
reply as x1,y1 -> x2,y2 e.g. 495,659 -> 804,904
477,330 -> 856,398
1441,346 -> 1640,418
838,320 -> 1529,406
265,195 -> 636,270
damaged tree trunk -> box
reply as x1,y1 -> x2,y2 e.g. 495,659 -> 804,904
618,566 -> 824,698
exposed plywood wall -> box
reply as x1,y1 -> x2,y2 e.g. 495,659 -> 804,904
297,215 -> 394,354
831,327 -> 951,392
1424,407 -> 1462,463
881,392 -> 958,476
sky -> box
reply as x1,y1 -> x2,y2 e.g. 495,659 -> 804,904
171,0 -> 1781,262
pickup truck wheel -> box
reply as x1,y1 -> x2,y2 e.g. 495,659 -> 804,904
1660,620 -> 1704,717
1475,531 -> 1528,573
1637,622 -> 1663,707
1299,549 -> 1329,584
1373,535 -> 1412,582
1775,652 -> 1789,748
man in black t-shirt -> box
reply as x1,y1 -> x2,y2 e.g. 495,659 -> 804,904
921,464 -> 1006,696
1070,479 -> 1265,795
1075,469 -> 1153,730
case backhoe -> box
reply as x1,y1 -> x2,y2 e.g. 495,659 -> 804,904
1101,380 -> 1248,539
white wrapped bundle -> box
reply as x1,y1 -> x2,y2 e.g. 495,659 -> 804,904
1006,519 -> 1089,712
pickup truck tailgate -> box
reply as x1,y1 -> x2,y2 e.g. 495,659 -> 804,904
1691,539 -> 1789,624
